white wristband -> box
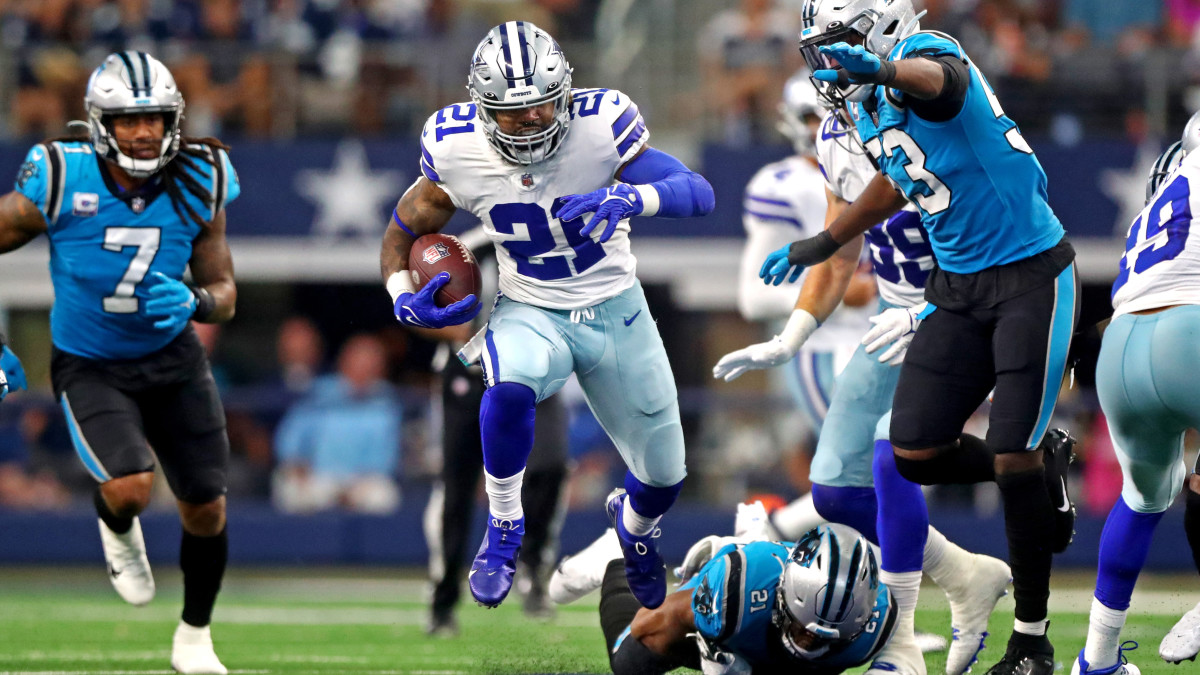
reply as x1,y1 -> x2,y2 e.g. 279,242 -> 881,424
386,271 -> 417,304
778,309 -> 819,352
630,183 -> 661,217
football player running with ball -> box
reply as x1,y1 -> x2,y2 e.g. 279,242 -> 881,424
765,1 -> 1079,673
379,21 -> 714,610
0,52 -> 239,674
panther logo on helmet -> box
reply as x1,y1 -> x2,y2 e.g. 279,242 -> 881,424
467,22 -> 574,165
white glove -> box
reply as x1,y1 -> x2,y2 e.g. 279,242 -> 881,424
675,535 -> 738,583
713,310 -> 818,382
861,302 -> 929,366
695,635 -> 752,675
733,500 -> 773,540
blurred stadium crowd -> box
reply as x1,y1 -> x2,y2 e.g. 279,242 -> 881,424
0,0 -> 1195,524
0,0 -> 1196,143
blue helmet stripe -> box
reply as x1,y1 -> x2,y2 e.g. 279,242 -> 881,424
117,52 -> 140,95
516,21 -> 533,86
834,541 -> 863,621
819,528 -> 840,618
498,24 -> 517,87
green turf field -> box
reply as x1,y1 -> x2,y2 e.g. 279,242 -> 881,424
0,567 -> 1190,674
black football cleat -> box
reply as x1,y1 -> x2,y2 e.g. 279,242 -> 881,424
1039,428 -> 1077,553
986,631 -> 1056,675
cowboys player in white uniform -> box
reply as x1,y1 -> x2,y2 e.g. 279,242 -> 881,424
734,72 -> 875,541
1074,113 -> 1200,675
714,72 -> 1011,675
379,21 -> 714,611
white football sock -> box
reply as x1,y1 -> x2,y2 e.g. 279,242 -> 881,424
622,501 -> 660,537
485,469 -> 524,521
881,569 -> 922,617
770,493 -> 824,540
1083,597 -> 1127,670
1014,618 -> 1048,637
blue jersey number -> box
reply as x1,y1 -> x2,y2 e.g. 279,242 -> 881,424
434,104 -> 476,142
101,227 -> 161,313
1113,175 -> 1192,295
864,211 -> 933,287
571,89 -> 609,119
489,199 -> 607,281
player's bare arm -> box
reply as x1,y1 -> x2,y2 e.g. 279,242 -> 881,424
0,191 -> 48,253
188,208 -> 236,323
378,177 -> 456,281
793,189 -> 868,321
629,590 -> 697,660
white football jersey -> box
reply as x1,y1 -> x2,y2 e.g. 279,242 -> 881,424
738,154 -> 872,351
419,88 -> 646,309
1111,151 -> 1200,316
814,111 -> 932,308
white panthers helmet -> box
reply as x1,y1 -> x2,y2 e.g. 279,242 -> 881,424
467,21 -> 573,165
84,51 -> 184,177
773,524 -> 883,659
778,71 -> 826,156
797,0 -> 921,105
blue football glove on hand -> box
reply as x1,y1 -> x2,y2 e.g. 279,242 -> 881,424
760,244 -> 805,286
394,272 -> 481,328
0,346 -> 27,401
142,272 -> 197,332
557,184 -> 645,243
814,43 -> 896,86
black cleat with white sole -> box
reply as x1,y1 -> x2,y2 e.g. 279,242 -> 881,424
1039,428 -> 1077,553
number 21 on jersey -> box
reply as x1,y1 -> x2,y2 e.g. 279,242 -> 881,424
489,198 -> 608,281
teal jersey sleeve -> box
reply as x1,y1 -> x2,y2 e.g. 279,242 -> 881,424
219,148 -> 241,206
14,144 -> 51,223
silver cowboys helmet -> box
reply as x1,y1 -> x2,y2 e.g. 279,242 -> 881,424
84,51 -> 184,177
1181,109 -> 1200,156
773,524 -> 883,659
468,21 -> 573,165
797,0 -> 921,105
778,70 -> 827,156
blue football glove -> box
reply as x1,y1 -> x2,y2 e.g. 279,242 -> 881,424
557,184 -> 645,243
394,272 -> 481,328
814,43 -> 896,86
0,346 -> 27,401
760,244 -> 804,286
142,272 -> 197,332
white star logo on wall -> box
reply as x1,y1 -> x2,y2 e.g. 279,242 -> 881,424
1100,141 -> 1161,237
296,140 -> 405,240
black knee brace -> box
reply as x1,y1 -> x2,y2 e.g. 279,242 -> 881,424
893,434 -> 995,485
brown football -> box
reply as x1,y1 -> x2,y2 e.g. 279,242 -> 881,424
407,233 -> 483,307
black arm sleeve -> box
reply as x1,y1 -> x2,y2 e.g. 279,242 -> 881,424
905,54 -> 970,122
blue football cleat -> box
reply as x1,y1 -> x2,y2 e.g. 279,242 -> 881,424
606,488 -> 667,609
468,515 -> 524,608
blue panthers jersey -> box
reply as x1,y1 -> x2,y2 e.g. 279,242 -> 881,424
16,141 -> 239,359
682,541 -> 895,671
849,31 -> 1063,275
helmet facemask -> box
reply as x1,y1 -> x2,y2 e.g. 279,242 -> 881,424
471,77 -> 573,165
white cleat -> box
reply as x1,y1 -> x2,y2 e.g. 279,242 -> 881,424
1073,643 -> 1141,675
548,528 -> 621,605
1161,602 -> 1200,663
98,517 -> 155,606
867,625 -> 928,675
916,631 -> 950,654
171,622 -> 228,675
942,553 -> 1011,675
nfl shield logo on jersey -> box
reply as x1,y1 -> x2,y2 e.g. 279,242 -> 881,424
131,197 -> 146,214
72,192 -> 98,217
423,242 -> 451,265
521,173 -> 534,187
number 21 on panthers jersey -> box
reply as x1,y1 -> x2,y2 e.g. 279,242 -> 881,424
419,88 -> 647,310
1112,152 -> 1200,316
